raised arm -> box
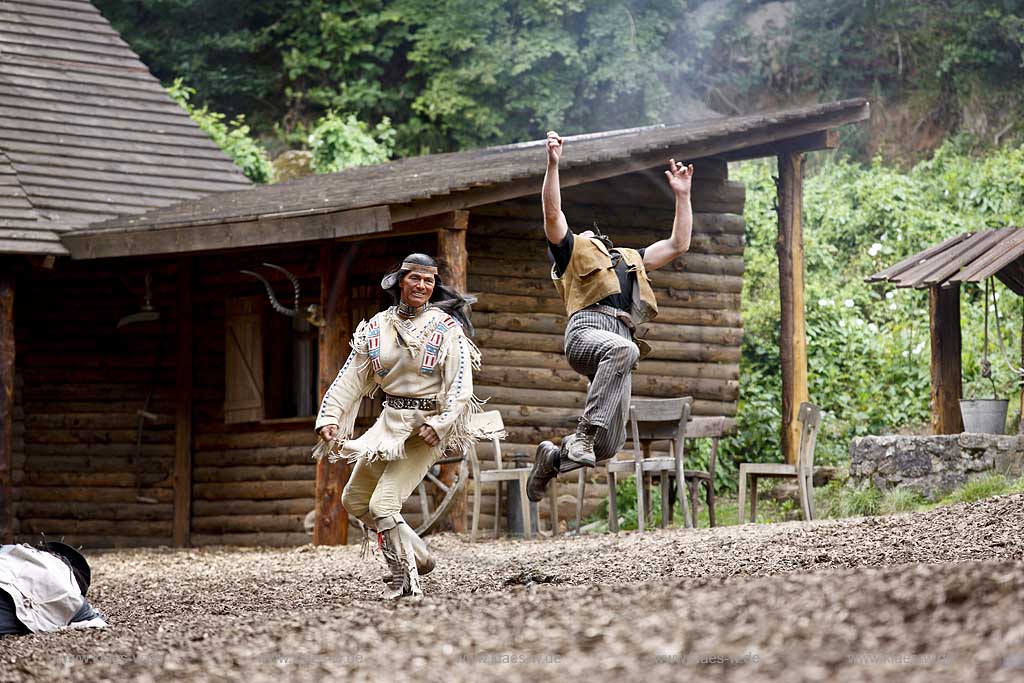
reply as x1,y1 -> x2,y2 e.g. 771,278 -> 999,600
542,130 -> 569,244
643,158 -> 694,271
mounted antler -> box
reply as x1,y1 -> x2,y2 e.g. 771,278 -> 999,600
240,263 -> 325,327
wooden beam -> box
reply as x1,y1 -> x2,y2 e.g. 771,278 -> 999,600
436,214 -> 470,532
930,285 -> 963,434
393,210 -> 469,236
713,130 -> 839,162
0,270 -> 13,543
173,257 -> 194,546
314,243 -> 354,545
63,206 -> 392,260
776,152 -> 810,465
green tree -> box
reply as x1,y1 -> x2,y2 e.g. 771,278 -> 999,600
273,0 -> 707,154
307,111 -> 397,173
94,0 -> 286,126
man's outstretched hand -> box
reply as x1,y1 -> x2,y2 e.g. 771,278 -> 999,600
665,157 -> 694,197
546,131 -> 564,165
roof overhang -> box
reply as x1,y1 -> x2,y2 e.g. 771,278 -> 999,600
62,205 -> 392,260
866,227 -> 1024,295
61,99 -> 870,260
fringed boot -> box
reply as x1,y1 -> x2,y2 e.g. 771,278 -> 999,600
375,514 -> 423,599
399,521 -> 434,575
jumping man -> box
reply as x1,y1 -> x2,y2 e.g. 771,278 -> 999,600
527,130 -> 694,501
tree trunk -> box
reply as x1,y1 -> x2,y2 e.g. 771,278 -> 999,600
776,153 -> 810,465
314,244 -> 353,545
174,257 -> 193,546
0,271 -> 14,543
436,213 -> 470,532
930,285 -> 963,434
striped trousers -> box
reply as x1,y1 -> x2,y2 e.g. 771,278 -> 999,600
559,310 -> 639,472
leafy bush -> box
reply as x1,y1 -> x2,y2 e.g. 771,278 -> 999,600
812,478 -> 880,518
166,79 -> 273,183
306,111 -> 396,174
590,475 -> 667,531
720,141 -> 1024,492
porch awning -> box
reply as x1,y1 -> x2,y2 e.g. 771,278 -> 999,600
866,227 -> 1024,295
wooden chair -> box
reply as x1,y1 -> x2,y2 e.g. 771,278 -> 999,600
737,402 -> 821,523
676,416 -> 728,528
574,397 -> 693,533
470,410 -> 559,541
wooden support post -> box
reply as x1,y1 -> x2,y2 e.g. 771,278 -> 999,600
0,270 -> 13,543
437,210 -> 470,532
776,153 -> 810,465
314,244 -> 353,545
174,258 -> 194,546
1020,299 -> 1024,435
930,285 -> 963,434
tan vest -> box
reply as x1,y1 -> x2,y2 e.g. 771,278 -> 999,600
551,236 -> 659,322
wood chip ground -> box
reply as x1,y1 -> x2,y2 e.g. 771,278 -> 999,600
2,494 -> 1023,682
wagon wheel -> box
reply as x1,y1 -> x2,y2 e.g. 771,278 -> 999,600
348,446 -> 477,536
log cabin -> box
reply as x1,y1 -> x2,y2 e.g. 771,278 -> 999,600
0,2 -> 872,548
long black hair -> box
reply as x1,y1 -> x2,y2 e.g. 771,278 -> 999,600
381,253 -> 477,336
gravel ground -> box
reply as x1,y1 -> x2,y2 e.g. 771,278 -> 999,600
2,494 -> 1023,683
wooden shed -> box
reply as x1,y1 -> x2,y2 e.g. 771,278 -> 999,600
2,87 -> 870,545
868,227 -> 1024,434
0,0 -> 249,546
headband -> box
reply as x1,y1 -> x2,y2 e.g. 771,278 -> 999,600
401,262 -> 438,274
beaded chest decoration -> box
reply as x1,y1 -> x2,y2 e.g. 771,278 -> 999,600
366,318 -> 387,377
421,315 -> 459,375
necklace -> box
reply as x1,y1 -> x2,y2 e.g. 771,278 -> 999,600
397,301 -> 430,318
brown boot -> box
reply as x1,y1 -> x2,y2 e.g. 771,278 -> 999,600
564,418 -> 598,467
527,441 -> 560,502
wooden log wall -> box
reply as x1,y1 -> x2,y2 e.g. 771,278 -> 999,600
465,159 -> 744,529
13,262 -> 179,547
9,164 -> 743,543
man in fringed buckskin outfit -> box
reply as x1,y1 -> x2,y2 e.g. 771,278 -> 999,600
314,254 -> 482,600
527,130 -> 695,501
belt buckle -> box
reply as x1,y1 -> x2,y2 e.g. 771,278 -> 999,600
386,395 -> 434,410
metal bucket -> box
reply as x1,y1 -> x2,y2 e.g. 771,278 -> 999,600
959,399 -> 1009,434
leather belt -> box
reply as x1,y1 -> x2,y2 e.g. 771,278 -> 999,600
585,304 -> 637,333
383,394 -> 437,411
583,304 -> 651,360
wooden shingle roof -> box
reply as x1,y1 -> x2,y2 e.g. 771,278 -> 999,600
867,228 -> 1024,295
0,0 -> 250,255
66,98 -> 871,259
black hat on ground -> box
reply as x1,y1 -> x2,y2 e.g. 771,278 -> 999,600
44,542 -> 91,596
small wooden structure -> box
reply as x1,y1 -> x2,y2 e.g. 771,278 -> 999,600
867,227 -> 1024,434
0,0 -> 248,546
0,3 -> 872,548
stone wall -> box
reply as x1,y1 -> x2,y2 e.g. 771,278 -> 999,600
849,434 -> 1024,500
